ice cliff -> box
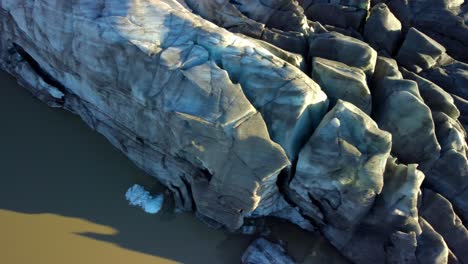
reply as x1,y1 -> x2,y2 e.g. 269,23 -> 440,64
1,0 -> 467,263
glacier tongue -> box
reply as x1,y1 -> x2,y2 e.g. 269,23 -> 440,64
2,0 -> 468,263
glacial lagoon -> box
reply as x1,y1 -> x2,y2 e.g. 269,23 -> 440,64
0,70 -> 344,264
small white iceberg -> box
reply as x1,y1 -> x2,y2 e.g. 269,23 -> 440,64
125,184 -> 164,214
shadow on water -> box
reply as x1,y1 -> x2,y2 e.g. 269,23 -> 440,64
0,2 -> 347,263
0,70 -> 344,264
0,70 -> 251,263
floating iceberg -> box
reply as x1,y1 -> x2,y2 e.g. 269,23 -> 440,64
125,184 -> 164,214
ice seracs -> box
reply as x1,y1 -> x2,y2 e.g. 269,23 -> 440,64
1,0 -> 467,263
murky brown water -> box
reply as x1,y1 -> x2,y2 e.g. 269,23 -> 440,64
0,70 -> 346,264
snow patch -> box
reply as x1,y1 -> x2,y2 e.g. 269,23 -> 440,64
125,184 -> 164,214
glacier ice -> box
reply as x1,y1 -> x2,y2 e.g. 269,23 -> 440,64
125,184 -> 164,214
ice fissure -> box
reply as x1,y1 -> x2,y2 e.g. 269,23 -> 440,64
1,0 -> 467,263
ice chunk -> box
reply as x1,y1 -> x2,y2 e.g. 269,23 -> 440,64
125,184 -> 164,214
